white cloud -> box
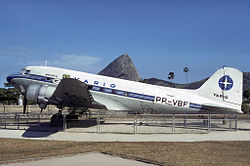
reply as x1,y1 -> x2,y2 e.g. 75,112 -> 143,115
0,46 -> 31,58
51,54 -> 100,67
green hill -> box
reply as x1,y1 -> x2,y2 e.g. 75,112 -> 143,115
142,72 -> 250,91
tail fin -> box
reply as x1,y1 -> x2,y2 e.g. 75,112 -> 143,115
197,67 -> 243,112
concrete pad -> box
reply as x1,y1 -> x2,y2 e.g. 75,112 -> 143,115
1,152 -> 155,166
1,129 -> 250,142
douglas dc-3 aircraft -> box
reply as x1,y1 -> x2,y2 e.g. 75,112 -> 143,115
7,66 -> 243,119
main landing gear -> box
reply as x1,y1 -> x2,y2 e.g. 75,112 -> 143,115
50,107 -> 89,126
50,110 -> 79,126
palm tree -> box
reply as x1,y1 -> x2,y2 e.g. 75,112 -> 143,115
168,72 -> 175,87
183,67 -> 189,84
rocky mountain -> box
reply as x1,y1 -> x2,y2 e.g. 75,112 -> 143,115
98,54 -> 141,81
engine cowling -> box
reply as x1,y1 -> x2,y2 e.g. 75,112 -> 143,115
26,84 -> 56,109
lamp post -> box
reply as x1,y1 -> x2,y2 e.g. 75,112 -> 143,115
183,67 -> 189,84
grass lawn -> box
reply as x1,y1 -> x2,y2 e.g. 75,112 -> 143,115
1,138 -> 250,165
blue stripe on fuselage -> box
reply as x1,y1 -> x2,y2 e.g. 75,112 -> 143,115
7,74 -> 54,84
8,74 -> 156,102
189,102 -> 202,109
90,86 -> 155,102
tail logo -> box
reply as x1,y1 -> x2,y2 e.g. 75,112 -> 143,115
218,75 -> 233,91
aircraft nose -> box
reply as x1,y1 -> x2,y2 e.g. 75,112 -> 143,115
6,75 -> 14,84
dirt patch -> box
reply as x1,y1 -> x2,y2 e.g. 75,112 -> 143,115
1,138 -> 250,166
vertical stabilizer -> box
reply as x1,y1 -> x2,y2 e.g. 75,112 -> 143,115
197,67 -> 243,111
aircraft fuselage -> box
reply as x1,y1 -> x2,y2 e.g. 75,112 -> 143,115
7,66 -> 243,114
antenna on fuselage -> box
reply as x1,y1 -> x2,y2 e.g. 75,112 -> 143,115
45,60 -> 48,66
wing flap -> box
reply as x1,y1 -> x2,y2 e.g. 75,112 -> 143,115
49,78 -> 106,109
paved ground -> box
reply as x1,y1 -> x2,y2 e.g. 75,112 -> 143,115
1,129 -> 250,142
1,152 -> 155,166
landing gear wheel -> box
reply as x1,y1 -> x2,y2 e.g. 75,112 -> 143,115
51,113 -> 63,126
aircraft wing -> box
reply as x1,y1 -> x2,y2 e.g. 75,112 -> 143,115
49,78 -> 106,109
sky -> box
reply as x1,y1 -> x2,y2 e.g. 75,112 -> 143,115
0,0 -> 250,88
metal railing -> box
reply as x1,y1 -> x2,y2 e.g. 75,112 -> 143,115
0,113 -> 249,134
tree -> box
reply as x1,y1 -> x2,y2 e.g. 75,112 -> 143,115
4,82 -> 12,88
243,90 -> 250,101
183,67 -> 189,84
168,72 -> 175,88
0,83 -> 21,105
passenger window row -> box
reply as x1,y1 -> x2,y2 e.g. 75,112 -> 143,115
90,86 -> 155,102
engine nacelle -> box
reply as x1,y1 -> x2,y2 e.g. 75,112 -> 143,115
26,84 -> 56,109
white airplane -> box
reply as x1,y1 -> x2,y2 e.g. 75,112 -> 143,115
7,66 -> 243,117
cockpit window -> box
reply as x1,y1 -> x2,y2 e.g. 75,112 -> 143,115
21,69 -> 30,75
25,70 -> 30,74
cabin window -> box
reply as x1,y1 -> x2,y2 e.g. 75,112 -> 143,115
103,88 -> 113,94
92,86 -> 100,91
116,90 -> 125,96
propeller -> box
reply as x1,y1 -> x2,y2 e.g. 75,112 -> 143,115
23,94 -> 27,114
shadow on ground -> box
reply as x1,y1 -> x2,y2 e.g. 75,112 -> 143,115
22,119 -> 100,138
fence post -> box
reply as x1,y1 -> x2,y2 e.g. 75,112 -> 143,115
37,114 -> 40,128
134,116 -> 137,134
96,117 -> 100,133
172,114 -> 175,134
26,114 -> 29,123
96,117 -> 98,133
62,114 -> 66,131
229,116 -> 232,130
184,114 -> 187,128
1,114 -> 2,128
208,114 -> 211,133
4,113 -> 6,129
235,115 -> 238,131
99,117 -> 101,133
222,116 -> 226,125
17,113 -> 20,130
164,114 -> 166,127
